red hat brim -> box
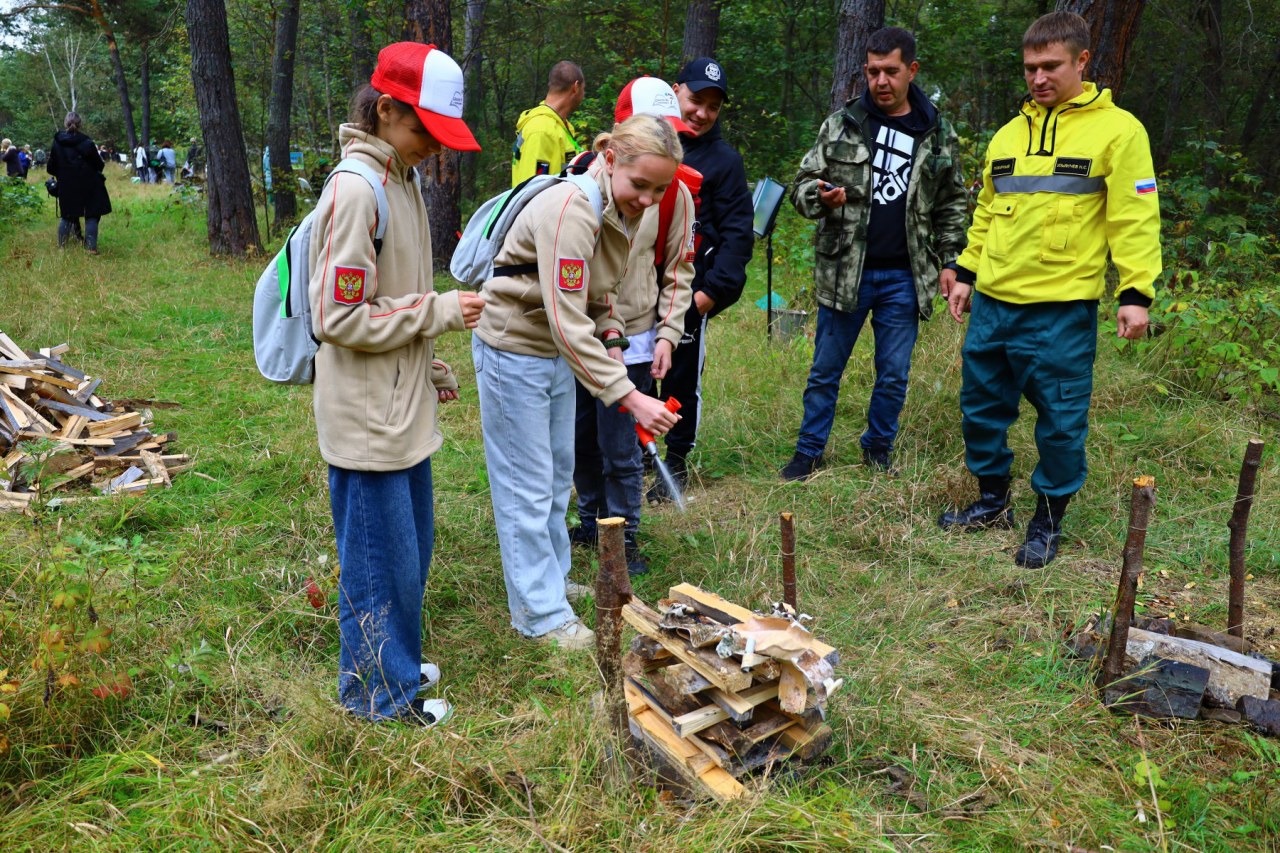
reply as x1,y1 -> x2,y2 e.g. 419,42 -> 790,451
415,107 -> 481,152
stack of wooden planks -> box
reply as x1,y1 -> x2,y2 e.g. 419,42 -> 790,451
0,330 -> 189,510
622,582 -> 841,801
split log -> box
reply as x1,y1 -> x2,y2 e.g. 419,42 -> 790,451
622,599 -> 752,693
780,511 -> 797,611
1123,627 -> 1271,707
1228,438 -> 1264,638
667,582 -> 839,666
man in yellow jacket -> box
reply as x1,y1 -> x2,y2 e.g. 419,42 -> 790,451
511,61 -> 585,186
939,11 -> 1161,568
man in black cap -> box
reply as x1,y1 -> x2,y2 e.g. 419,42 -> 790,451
648,57 -> 755,502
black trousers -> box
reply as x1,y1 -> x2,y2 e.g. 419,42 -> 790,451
652,306 -> 708,462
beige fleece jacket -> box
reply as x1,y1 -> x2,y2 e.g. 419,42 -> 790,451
605,181 -> 695,341
308,126 -> 466,471
473,161 -> 639,405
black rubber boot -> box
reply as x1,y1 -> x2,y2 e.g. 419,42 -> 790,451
780,451 -> 822,482
938,476 -> 1014,530
1015,494 -> 1070,568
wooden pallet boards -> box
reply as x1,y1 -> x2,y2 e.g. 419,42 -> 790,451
0,329 -> 187,510
620,584 -> 840,801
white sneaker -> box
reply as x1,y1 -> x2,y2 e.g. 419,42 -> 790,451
419,661 -> 441,690
565,580 -> 592,604
401,697 -> 452,728
537,619 -> 595,651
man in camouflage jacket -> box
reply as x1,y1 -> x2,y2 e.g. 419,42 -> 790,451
781,27 -> 968,481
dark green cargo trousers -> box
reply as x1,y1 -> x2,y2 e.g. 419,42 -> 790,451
960,292 -> 1098,498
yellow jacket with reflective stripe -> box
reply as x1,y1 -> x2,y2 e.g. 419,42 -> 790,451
957,83 -> 1161,304
511,102 -> 582,186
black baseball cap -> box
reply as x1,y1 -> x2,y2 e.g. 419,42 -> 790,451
677,57 -> 728,98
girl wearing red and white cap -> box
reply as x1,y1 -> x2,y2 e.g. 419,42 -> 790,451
308,42 -> 485,727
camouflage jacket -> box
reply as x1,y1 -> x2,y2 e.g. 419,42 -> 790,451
789,93 -> 968,319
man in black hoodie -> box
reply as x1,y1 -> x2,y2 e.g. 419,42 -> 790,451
649,57 -> 755,501
780,28 -> 968,481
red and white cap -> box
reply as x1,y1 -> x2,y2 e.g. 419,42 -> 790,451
371,42 -> 480,152
615,76 -> 692,133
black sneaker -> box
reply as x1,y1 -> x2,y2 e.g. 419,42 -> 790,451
624,532 -> 650,576
568,524 -> 597,548
862,447 -> 898,476
780,451 -> 822,482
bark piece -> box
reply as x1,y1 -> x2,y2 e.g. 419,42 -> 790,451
1236,696 -> 1280,736
1124,627 -> 1271,707
1103,656 -> 1209,719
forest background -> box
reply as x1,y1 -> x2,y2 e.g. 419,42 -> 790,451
2,0 -> 1280,850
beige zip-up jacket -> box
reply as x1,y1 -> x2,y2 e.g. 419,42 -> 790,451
308,126 -> 466,471
604,181 -> 695,341
474,161 -> 641,405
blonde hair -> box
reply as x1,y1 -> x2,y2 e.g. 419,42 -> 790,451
592,114 -> 683,167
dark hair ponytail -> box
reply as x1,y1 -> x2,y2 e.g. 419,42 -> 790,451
349,85 -> 415,133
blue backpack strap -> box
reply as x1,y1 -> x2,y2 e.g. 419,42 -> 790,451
327,159 -> 389,254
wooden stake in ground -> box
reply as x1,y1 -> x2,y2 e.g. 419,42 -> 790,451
596,517 -> 633,737
1100,475 -> 1157,692
780,512 -> 797,611
1228,438 -> 1264,639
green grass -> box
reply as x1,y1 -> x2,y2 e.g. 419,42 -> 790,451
2,169 -> 1279,851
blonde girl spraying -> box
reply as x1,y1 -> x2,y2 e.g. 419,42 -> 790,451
473,114 -> 683,649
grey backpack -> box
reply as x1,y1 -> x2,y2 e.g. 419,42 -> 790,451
252,159 -> 388,384
450,172 -> 603,287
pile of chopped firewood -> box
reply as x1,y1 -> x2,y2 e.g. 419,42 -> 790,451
0,329 -> 189,510
621,583 -> 841,801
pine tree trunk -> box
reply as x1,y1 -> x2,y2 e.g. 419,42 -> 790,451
682,0 -> 721,64
186,0 -> 262,257
1056,0 -> 1147,97
82,0 -> 137,150
403,0 -> 461,270
462,0 -> 486,198
269,0 -> 301,224
140,41 -> 151,150
349,3 -> 374,90
830,0 -> 884,112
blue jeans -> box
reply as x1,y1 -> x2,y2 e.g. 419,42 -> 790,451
472,337 -> 578,637
574,363 -> 652,535
795,268 -> 919,458
330,458 -> 433,720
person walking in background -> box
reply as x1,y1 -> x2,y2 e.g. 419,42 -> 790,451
780,28 -> 969,482
2,139 -> 20,178
938,11 -> 1161,568
511,61 -> 585,186
158,141 -> 176,183
185,137 -> 204,178
647,58 -> 754,503
134,142 -> 149,182
475,114 -> 682,650
308,42 -> 485,726
17,146 -> 31,178
47,112 -> 112,254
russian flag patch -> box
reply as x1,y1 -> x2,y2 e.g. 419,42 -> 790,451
1135,178 -> 1157,196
